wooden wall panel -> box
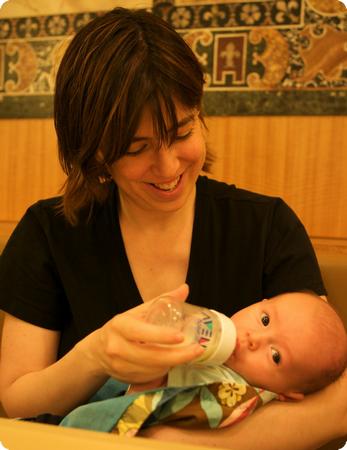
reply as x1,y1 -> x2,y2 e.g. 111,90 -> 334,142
0,119 -> 65,221
0,116 -> 346,251
205,115 -> 347,242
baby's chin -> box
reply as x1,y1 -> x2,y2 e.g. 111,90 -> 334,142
223,354 -> 237,371
224,359 -> 249,382
224,360 -> 270,391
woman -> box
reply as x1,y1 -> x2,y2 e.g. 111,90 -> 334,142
0,8 -> 346,449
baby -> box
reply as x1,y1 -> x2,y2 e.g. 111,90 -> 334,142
60,292 -> 347,434
130,292 -> 347,399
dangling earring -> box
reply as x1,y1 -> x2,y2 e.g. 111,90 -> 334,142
98,164 -> 112,184
98,172 -> 112,184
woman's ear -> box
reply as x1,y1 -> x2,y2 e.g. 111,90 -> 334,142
96,150 -> 104,163
277,392 -> 305,402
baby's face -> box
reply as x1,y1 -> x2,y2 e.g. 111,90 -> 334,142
226,293 -> 322,395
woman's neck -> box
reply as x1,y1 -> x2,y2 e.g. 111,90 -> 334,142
118,186 -> 196,234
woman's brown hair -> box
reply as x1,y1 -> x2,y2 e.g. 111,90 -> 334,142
54,7 -> 212,224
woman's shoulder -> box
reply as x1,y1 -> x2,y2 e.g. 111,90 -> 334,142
198,175 -> 279,204
28,196 -> 62,214
2,197 -> 67,255
22,196 -> 68,231
26,194 -> 111,228
197,175 -> 299,228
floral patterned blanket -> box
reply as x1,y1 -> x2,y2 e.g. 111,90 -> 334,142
60,377 -> 277,437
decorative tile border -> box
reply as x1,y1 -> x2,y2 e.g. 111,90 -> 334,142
153,0 -> 347,114
153,0 -> 304,29
0,1 -> 347,117
0,12 -> 102,117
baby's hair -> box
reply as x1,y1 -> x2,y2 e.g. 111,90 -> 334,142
294,292 -> 347,394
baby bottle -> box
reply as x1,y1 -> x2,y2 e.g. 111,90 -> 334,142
145,296 -> 237,365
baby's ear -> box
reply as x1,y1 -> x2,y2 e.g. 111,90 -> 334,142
277,392 -> 305,402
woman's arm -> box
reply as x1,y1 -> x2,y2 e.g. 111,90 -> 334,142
139,370 -> 347,450
0,314 -> 108,418
0,285 -> 204,418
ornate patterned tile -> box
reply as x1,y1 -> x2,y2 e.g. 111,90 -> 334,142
0,1 -> 346,117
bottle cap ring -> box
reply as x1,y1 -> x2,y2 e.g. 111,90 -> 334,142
205,311 -> 237,365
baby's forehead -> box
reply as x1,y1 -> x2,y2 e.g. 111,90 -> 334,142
275,293 -> 343,332
273,291 -> 318,302
270,293 -> 329,325
272,292 -> 324,311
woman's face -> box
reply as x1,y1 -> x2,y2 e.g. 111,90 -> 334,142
108,103 -> 206,214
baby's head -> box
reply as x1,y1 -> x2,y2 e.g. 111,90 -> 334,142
226,292 -> 347,400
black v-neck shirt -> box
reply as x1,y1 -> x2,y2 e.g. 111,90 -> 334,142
0,176 -> 325,357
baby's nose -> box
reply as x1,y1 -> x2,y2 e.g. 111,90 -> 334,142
246,331 -> 265,350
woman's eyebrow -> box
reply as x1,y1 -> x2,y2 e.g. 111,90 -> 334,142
132,113 -> 196,142
175,113 -> 196,129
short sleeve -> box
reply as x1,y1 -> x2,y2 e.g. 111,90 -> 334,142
263,199 -> 326,298
0,208 -> 68,330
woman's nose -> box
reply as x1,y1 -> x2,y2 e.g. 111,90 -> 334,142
152,147 -> 179,178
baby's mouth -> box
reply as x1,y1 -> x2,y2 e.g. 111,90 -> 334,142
151,176 -> 181,192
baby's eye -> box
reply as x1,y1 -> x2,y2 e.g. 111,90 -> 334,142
271,348 -> 281,365
261,313 -> 270,326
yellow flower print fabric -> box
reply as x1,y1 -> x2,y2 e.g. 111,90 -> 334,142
61,374 -> 277,435
112,380 -> 277,435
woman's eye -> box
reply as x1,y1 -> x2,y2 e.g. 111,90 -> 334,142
175,129 -> 193,141
261,313 -> 270,326
126,144 -> 147,156
271,348 -> 281,365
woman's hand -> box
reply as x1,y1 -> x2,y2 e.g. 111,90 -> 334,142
76,284 -> 204,384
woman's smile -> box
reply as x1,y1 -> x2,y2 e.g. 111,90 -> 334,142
140,173 -> 186,205
150,175 -> 181,192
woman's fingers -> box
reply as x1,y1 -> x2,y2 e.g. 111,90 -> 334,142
104,326 -> 203,368
127,283 -> 190,319
110,283 -> 191,345
110,314 -> 184,344
107,316 -> 204,365
85,284 -> 198,383
98,333 -> 203,383
163,283 -> 189,302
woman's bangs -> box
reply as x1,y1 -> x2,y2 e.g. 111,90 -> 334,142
150,89 -> 180,149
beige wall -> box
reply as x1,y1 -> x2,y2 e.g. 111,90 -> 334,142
1,116 -> 346,252
205,115 -> 347,253
0,119 -> 64,245
0,0 -> 151,18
